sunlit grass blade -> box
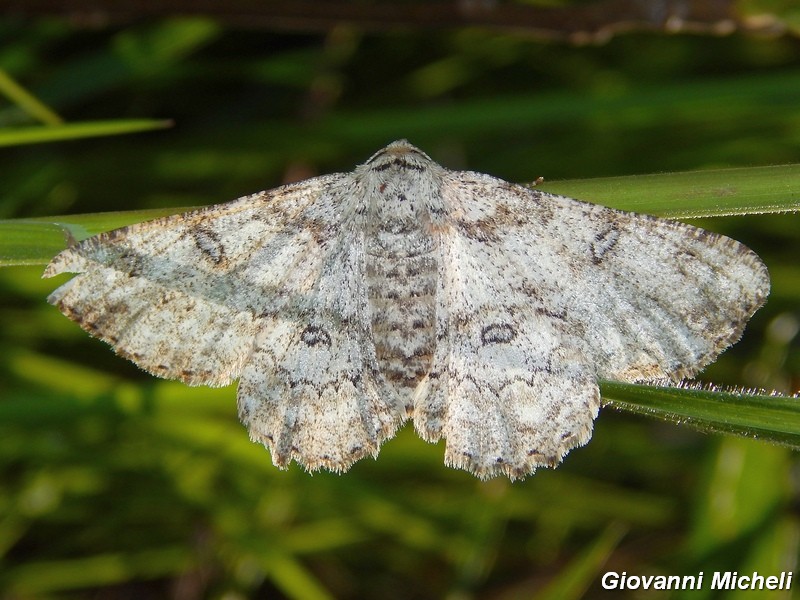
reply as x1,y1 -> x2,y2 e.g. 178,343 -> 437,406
0,68 -> 63,125
600,381 -> 800,448
0,118 -> 173,147
535,523 -> 627,600
263,552 -> 335,600
322,69 -> 800,145
538,164 -> 800,218
3,547 -> 193,595
2,163 -> 798,267
0,208 -> 192,267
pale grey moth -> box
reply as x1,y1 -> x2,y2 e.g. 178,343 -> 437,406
44,140 -> 770,480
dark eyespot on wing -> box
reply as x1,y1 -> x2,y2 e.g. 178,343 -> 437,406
480,323 -> 516,345
300,325 -> 332,348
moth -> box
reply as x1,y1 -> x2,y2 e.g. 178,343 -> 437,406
45,140 -> 769,479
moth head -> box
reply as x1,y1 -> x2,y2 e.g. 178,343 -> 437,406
357,140 -> 444,202
360,140 -> 435,175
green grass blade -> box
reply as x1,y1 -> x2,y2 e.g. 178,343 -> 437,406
0,68 -> 63,125
0,119 -> 173,147
600,381 -> 800,448
538,164 -> 800,218
2,164 -> 798,267
0,208 -> 192,267
264,552 -> 335,600
320,69 -> 800,145
535,523 -> 627,600
3,547 -> 193,595
0,220 -> 74,268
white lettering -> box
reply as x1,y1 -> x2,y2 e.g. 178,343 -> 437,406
640,575 -> 654,589
601,572 -> 619,590
602,572 -> 711,591
712,572 -> 732,589
712,571 -> 795,590
681,574 -> 701,590
751,573 -> 765,589
605,570 -> 791,591
650,575 -> 672,589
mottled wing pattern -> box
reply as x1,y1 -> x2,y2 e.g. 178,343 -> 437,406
238,232 -> 406,472
537,192 -> 771,382
44,140 -> 770,480
46,175 -> 343,386
45,173 -> 406,472
413,233 -> 600,480
413,171 -> 768,480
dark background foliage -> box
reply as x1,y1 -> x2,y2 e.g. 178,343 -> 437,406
1,2 -> 799,598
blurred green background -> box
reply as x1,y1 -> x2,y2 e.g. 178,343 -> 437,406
1,4 -> 800,599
